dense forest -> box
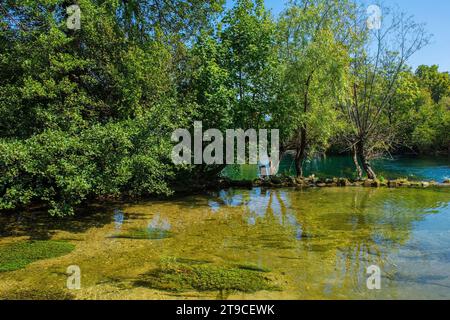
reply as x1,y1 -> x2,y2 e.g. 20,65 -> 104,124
1,0 -> 449,215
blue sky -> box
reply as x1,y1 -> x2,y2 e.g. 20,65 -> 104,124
226,0 -> 450,72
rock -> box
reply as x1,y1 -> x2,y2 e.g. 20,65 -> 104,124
388,180 -> 398,188
363,179 -> 373,187
443,179 -> 450,184
327,182 -> 338,187
421,182 -> 430,188
233,180 -> 253,189
317,183 -> 327,188
338,178 -> 351,187
372,180 -> 381,187
399,181 -> 411,187
253,179 -> 262,186
270,176 -> 282,185
295,177 -> 305,185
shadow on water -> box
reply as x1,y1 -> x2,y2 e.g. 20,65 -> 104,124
0,204 -> 121,240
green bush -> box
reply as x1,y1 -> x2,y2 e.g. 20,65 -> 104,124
0,120 -> 175,216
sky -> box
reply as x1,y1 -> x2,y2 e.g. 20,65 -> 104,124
227,0 -> 450,72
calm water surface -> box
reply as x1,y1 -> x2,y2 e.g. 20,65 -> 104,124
0,187 -> 449,299
223,155 -> 450,182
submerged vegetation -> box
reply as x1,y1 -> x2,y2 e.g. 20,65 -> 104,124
135,259 -> 277,293
1,288 -> 75,300
0,0 -> 448,216
112,227 -> 173,240
0,187 -> 449,299
0,240 -> 75,272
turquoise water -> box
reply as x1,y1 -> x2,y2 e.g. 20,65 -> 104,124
223,155 -> 450,182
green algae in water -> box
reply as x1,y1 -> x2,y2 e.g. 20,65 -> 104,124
135,261 -> 278,293
0,241 -> 75,272
113,227 -> 172,240
1,288 -> 75,300
235,263 -> 271,273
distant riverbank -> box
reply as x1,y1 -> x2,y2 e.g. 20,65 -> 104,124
222,155 -> 450,182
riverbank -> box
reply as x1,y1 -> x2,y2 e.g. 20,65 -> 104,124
215,176 -> 450,191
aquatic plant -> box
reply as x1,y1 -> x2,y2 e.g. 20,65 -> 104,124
235,263 -> 271,273
135,261 -> 278,293
0,288 -> 75,300
0,241 -> 75,272
112,227 -> 173,240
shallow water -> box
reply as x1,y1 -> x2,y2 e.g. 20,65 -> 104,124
0,187 -> 449,300
223,155 -> 450,182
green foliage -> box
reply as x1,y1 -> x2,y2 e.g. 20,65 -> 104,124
0,120 -> 175,216
220,0 -> 279,129
389,67 -> 450,154
416,65 -> 450,103
0,240 -> 75,272
0,0 -> 205,215
0,0 -> 447,215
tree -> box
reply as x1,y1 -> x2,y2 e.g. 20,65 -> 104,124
0,0 -> 223,215
220,0 -> 279,130
275,0 -> 352,177
415,65 -> 450,104
341,5 -> 430,179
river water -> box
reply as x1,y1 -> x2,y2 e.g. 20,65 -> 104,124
1,186 -> 449,299
223,155 -> 450,182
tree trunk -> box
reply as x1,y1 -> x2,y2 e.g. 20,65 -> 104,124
356,141 -> 376,180
294,151 -> 303,177
294,74 -> 312,178
352,145 -> 363,180
294,128 -> 307,177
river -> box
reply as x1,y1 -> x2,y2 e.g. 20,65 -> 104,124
222,155 -> 450,182
1,184 -> 449,299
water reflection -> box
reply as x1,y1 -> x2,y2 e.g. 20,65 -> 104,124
113,209 -> 125,230
205,187 -> 450,298
148,214 -> 171,233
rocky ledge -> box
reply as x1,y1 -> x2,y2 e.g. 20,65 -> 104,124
218,176 -> 450,190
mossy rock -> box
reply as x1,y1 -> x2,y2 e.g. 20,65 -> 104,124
135,262 -> 278,293
0,240 -> 75,272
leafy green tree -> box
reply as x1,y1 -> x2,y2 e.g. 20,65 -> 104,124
0,0 -> 221,215
341,5 -> 430,179
220,0 -> 279,130
415,65 -> 450,104
275,0 -> 351,177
